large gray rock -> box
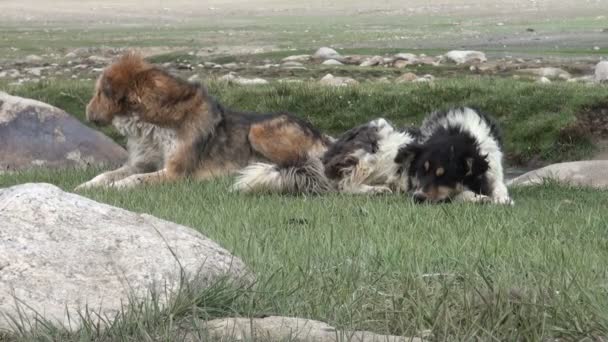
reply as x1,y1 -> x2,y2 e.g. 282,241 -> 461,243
204,316 -> 425,342
595,61 -> 608,83
0,92 -> 127,171
319,74 -> 359,87
0,183 -> 250,331
507,160 -> 608,189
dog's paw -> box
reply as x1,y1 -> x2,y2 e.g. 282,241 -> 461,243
492,196 -> 515,206
108,175 -> 142,189
472,194 -> 492,204
74,176 -> 108,191
371,186 -> 393,194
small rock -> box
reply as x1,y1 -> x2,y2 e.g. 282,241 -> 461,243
188,74 -> 200,82
87,55 -> 109,64
319,73 -> 359,87
26,67 -> 44,76
25,54 -> 43,63
537,77 -> 552,84
393,60 -> 411,69
595,61 -> 608,83
593,46 -> 601,51
519,67 -> 571,80
281,61 -> 304,68
219,72 -> 268,85
394,53 -> 417,62
281,54 -> 311,63
322,59 -> 343,66
443,50 -> 487,64
360,55 -> 384,67
497,22 -> 504,26
395,72 -> 418,83
203,62 -> 217,68
222,63 -> 240,69
313,47 -> 341,60
64,52 -> 77,59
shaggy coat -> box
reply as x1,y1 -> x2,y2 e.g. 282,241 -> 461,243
76,53 -> 331,189
395,107 -> 513,205
233,118 -> 419,195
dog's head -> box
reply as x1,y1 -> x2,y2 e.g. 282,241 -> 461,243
395,135 -> 489,203
85,53 -> 152,126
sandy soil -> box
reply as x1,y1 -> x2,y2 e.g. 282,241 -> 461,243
1,0 -> 606,22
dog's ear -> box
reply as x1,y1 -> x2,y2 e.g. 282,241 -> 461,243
324,155 -> 359,179
394,143 -> 421,166
465,154 -> 489,177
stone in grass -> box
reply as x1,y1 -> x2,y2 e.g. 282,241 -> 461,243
319,74 -> 359,87
322,59 -> 343,66
0,91 -> 127,171
313,47 -> 341,60
203,316 -> 426,342
507,160 -> 608,189
0,183 -> 251,332
594,61 -> 608,83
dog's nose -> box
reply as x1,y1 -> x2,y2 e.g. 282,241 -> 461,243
413,192 -> 427,203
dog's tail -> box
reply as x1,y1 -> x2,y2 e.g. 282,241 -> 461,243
232,157 -> 333,194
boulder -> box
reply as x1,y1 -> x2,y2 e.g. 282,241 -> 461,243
319,74 -> 359,87
204,316 -> 425,342
0,183 -> 250,331
0,92 -> 127,171
507,160 -> 608,189
313,47 -> 341,60
444,50 -> 487,64
594,61 -> 608,83
393,60 -> 411,69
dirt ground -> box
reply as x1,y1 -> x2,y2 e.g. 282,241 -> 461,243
1,0 -> 606,22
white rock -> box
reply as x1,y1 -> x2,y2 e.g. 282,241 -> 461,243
64,52 -> 77,59
394,53 -> 417,62
319,73 -> 359,87
0,183 -> 250,331
322,59 -> 343,66
313,47 -> 341,60
26,67 -> 44,76
222,62 -> 240,69
188,74 -> 201,82
593,46 -> 601,51
219,72 -> 268,85
281,54 -> 311,63
594,61 -> 608,83
444,50 -> 487,64
281,61 -> 304,67
395,72 -> 418,83
537,77 -> 552,84
519,67 -> 571,80
25,54 -> 43,63
204,316 -> 425,342
360,55 -> 384,67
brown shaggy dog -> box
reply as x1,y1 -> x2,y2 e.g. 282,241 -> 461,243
76,53 -> 332,189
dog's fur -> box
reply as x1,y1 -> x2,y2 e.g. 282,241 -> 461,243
76,53 -> 332,189
395,107 -> 513,205
233,118 -> 419,194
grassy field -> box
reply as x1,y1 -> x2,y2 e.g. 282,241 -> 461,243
1,170 -> 608,340
1,79 -> 608,340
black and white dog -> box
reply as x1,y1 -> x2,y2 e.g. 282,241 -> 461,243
397,107 -> 513,205
233,107 -> 513,205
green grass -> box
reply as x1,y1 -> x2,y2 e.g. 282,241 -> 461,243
1,170 -> 608,340
2,78 -> 607,165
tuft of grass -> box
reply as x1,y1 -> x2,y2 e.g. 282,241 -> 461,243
1,170 -> 608,340
2,78 -> 606,164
